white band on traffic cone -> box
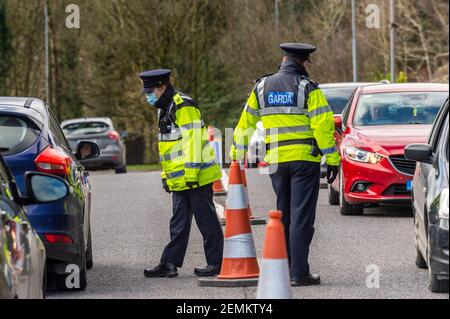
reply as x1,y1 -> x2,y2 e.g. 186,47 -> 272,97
223,233 -> 257,259
257,258 -> 292,299
226,184 -> 246,209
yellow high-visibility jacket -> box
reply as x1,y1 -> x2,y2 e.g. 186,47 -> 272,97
158,91 -> 221,192
231,60 -> 341,166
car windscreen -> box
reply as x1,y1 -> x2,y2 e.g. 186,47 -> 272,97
0,115 -> 41,155
354,92 -> 448,126
321,87 -> 357,114
62,121 -> 110,136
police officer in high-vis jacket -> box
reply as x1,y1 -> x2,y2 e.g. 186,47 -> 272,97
139,69 -> 224,278
231,43 -> 340,286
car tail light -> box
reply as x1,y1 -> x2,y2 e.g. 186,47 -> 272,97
108,131 -> 120,141
35,146 -> 72,175
44,234 -> 73,244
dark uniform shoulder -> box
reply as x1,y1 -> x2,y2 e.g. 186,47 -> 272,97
255,73 -> 274,85
300,77 -> 319,93
173,91 -> 197,109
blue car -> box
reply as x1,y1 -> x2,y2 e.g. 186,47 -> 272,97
0,97 -> 100,291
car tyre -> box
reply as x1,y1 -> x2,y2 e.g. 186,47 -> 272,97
414,213 -> 428,269
86,227 -> 94,270
415,245 -> 428,269
115,165 -> 127,174
55,238 -> 87,291
328,183 -> 339,206
42,262 -> 47,299
339,167 -> 364,215
429,274 -> 449,293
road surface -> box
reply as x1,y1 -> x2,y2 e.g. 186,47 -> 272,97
49,170 -> 447,299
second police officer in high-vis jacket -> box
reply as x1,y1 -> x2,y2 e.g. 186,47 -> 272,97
139,69 -> 224,279
231,43 -> 341,286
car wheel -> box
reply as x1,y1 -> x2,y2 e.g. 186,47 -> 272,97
115,165 -> 127,174
427,235 -> 449,293
339,167 -> 363,216
328,183 -> 339,206
42,262 -> 47,299
86,227 -> 94,270
429,274 -> 449,293
414,214 -> 427,269
415,245 -> 428,269
55,238 -> 87,291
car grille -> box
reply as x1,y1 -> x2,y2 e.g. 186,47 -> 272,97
383,184 -> 411,196
389,155 -> 416,175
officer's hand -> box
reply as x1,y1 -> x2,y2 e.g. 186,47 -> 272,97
162,179 -> 171,193
186,182 -> 199,189
326,165 -> 339,184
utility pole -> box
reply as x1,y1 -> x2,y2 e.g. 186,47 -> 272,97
275,0 -> 280,40
44,0 -> 49,104
351,0 -> 358,82
389,0 -> 396,83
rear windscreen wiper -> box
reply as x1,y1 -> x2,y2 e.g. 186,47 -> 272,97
0,147 -> 10,152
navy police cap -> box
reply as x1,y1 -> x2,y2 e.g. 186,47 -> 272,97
139,69 -> 171,94
280,43 -> 316,60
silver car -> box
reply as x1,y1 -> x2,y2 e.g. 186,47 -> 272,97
61,118 -> 127,174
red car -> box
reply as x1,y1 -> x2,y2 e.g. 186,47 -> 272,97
328,83 -> 449,215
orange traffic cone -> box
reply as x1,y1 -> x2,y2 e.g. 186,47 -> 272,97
212,176 -> 227,195
240,163 -> 266,225
257,211 -> 292,299
199,161 -> 259,287
209,126 -> 227,196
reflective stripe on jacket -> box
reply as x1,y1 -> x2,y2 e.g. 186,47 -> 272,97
159,92 -> 221,191
231,59 -> 341,166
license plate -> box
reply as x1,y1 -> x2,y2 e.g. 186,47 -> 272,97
406,181 -> 412,191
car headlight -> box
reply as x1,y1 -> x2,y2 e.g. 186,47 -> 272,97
345,146 -> 383,164
439,188 -> 449,220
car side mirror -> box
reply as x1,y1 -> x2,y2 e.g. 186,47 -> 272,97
404,144 -> 434,164
334,116 -> 343,131
120,131 -> 128,139
76,141 -> 100,160
25,172 -> 71,204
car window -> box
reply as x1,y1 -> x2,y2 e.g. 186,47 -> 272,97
354,92 -> 448,126
438,115 -> 449,158
321,87 -> 357,114
341,91 -> 356,130
0,159 -> 13,201
62,121 -> 110,136
0,115 -> 41,156
47,107 -> 71,150
428,100 -> 448,149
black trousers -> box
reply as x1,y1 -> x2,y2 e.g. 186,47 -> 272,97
161,183 -> 224,267
269,161 -> 321,278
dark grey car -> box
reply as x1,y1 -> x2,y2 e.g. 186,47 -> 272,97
0,154 -> 72,298
405,98 -> 449,293
61,118 -> 127,174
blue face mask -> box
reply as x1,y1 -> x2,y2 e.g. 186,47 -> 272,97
146,93 -> 158,106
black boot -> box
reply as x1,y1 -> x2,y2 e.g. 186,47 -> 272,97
291,273 -> 321,286
194,264 -> 221,277
144,262 -> 178,278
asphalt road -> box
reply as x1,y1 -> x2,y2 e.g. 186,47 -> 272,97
49,169 -> 447,299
